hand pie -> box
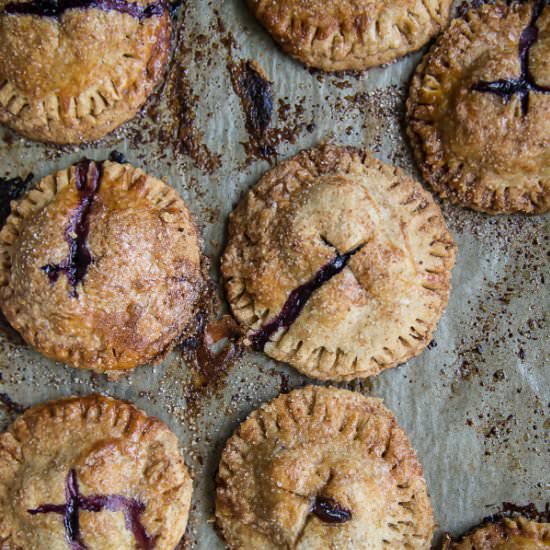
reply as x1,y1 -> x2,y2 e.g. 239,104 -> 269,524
407,1 -> 550,214
0,0 -> 171,143
0,159 -> 203,375
246,0 -> 452,71
216,386 -> 435,549
0,394 -> 192,549
222,144 -> 455,381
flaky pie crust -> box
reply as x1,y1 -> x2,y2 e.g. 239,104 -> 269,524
247,0 -> 452,71
222,144 -> 456,381
444,516 -> 550,549
407,1 -> 550,214
0,394 -> 192,549
0,160 -> 203,375
216,385 -> 435,549
0,0 -> 171,143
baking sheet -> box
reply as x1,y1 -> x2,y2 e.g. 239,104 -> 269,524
0,0 -> 548,547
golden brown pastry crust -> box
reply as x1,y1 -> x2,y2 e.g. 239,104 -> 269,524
0,0 -> 171,144
0,394 -> 193,549
216,386 -> 435,549
0,160 -> 203,375
445,516 -> 550,549
407,1 -> 550,214
221,144 -> 455,381
246,0 -> 452,72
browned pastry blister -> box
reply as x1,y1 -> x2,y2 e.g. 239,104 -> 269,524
0,0 -> 171,143
0,394 -> 193,549
407,1 -> 550,214
222,144 -> 455,381
444,515 -> 550,549
0,160 -> 203,376
246,0 -> 452,71
216,386 -> 435,549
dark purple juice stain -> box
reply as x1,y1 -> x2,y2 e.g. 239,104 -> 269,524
311,496 -> 352,524
472,0 -> 550,114
165,0 -> 183,18
41,159 -> 101,298
249,240 -> 365,351
28,469 -> 157,550
3,0 -> 167,20
0,173 -> 33,229
0,392 -> 27,414
108,150 -> 128,164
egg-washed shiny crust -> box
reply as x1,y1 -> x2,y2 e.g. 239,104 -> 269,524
0,161 -> 203,376
0,0 -> 171,144
246,0 -> 452,71
443,515 -> 550,548
216,386 -> 435,549
407,1 -> 550,214
0,394 -> 192,549
222,144 -> 456,382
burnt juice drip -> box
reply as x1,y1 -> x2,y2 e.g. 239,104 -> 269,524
241,61 -> 275,158
229,60 -> 277,160
241,61 -> 273,135
28,469 -> 157,550
311,496 -> 352,524
4,0 -> 166,19
250,242 -> 365,351
180,309 -> 243,403
41,159 -> 101,298
472,0 -> 550,114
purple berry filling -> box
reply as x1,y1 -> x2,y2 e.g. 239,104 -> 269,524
311,496 -> 352,524
28,469 -> 157,550
108,150 -> 128,164
0,174 -> 33,229
250,239 -> 365,351
3,0 -> 166,20
41,159 -> 101,298
472,0 -> 550,114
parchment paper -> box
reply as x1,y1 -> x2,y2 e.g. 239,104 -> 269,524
0,0 -> 548,547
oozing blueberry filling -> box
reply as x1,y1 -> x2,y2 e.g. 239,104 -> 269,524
3,0 -> 167,20
41,159 -> 101,298
472,0 -> 550,114
28,469 -> 157,550
0,173 -> 33,229
0,392 -> 27,414
249,240 -> 365,351
240,61 -> 273,137
311,496 -> 352,524
108,150 -> 128,164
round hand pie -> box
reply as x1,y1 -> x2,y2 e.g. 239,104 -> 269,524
222,144 -> 456,381
216,386 -> 435,549
0,394 -> 192,549
246,0 -> 452,72
444,515 -> 550,549
0,159 -> 203,375
407,0 -> 550,214
0,0 -> 171,144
